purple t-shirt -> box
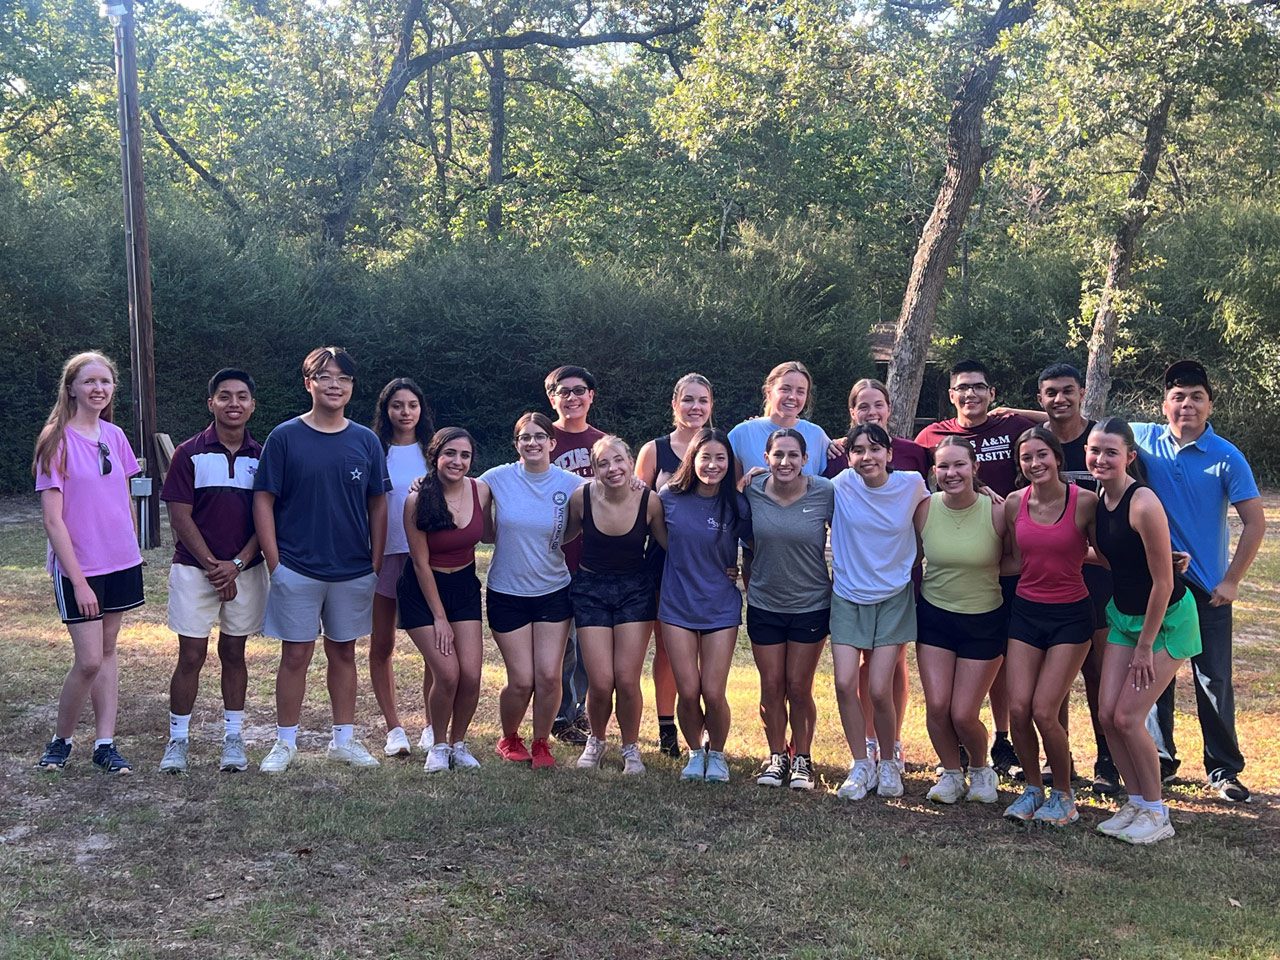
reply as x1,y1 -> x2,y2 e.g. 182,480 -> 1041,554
824,436 -> 930,481
915,412 -> 1038,496
161,424 -> 263,569
35,421 -> 143,577
658,487 -> 752,631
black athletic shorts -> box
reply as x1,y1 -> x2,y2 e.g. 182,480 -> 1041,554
746,605 -> 830,646
916,596 -> 1006,661
54,563 -> 145,624
1082,564 -> 1113,632
397,561 -> 483,629
1007,595 -> 1094,650
486,585 -> 573,634
570,568 -> 656,628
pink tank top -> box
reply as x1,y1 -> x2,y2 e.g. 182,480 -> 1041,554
1014,482 -> 1088,604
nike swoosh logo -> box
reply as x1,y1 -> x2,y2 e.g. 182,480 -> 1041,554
802,507 -> 816,513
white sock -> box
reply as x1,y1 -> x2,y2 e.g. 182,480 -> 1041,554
277,725 -> 298,747
332,723 -> 354,747
94,738 -> 113,749
866,737 -> 879,754
894,740 -> 903,756
169,712 -> 191,741
224,710 -> 244,739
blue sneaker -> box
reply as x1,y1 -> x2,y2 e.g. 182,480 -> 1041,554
1033,789 -> 1080,827
37,737 -> 72,770
681,748 -> 706,781
1003,785 -> 1045,821
92,742 -> 133,775
705,750 -> 730,783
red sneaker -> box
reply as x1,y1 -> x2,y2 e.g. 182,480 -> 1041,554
496,734 -> 532,762
530,738 -> 556,769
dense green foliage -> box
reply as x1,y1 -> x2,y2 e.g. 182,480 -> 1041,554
3,0 -> 1279,489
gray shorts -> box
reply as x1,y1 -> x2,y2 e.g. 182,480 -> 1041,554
829,584 -> 916,649
263,563 -> 377,643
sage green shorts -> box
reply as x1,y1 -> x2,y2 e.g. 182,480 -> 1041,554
830,585 -> 916,650
1105,590 -> 1202,661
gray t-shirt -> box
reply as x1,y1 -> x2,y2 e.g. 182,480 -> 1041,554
479,462 -> 586,597
744,474 -> 835,613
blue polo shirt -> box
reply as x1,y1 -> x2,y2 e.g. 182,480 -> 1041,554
1132,422 -> 1259,593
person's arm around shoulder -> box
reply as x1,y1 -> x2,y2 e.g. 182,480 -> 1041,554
1127,487 -> 1178,688
912,494 -> 931,568
997,491 -> 1018,576
647,488 -> 668,550
564,484 -> 586,545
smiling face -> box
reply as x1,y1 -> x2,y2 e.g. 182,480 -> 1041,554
851,386 -> 890,428
435,435 -> 473,483
850,435 -> 891,485
1038,377 -> 1082,426
766,371 -> 810,424
549,376 -> 594,425
1162,384 -> 1212,439
933,444 -> 976,495
208,378 -> 255,431
69,361 -> 116,416
949,371 -> 993,421
306,359 -> 353,414
673,382 -> 713,431
766,435 -> 807,484
1017,437 -> 1060,485
387,388 -> 421,438
693,440 -> 730,489
1085,430 -> 1135,484
514,422 -> 554,467
593,442 -> 634,488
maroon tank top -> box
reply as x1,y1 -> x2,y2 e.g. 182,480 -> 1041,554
1015,482 -> 1088,603
426,479 -> 484,568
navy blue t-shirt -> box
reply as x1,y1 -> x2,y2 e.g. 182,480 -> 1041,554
253,417 -> 390,582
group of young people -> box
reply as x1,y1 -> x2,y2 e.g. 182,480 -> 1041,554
32,348 -> 1263,846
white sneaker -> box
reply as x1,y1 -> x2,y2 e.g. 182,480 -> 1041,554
1119,807 -> 1175,845
837,759 -> 877,801
577,735 -> 607,769
451,741 -> 480,770
877,759 -> 904,798
621,742 -> 645,776
327,739 -> 380,768
384,726 -> 411,757
1097,800 -> 1141,837
259,739 -> 297,774
419,725 -> 435,751
424,743 -> 453,773
965,765 -> 999,803
927,769 -> 968,804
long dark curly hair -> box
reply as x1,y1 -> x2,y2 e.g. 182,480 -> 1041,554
415,427 -> 476,533
372,377 -> 434,457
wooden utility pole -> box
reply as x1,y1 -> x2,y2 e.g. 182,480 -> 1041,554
105,0 -> 160,547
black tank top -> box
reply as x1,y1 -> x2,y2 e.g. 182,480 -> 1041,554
580,486 -> 650,575
654,435 -> 682,481
1095,482 -> 1186,616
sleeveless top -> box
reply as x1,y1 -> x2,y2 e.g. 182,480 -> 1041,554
920,493 -> 1003,614
1095,482 -> 1186,617
654,435 -> 682,481
1015,482 -> 1088,604
424,479 -> 484,568
580,486 -> 650,575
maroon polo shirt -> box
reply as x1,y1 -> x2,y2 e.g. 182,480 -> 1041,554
160,423 -> 263,568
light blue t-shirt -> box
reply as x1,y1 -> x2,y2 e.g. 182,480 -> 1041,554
728,417 -> 831,476
1132,422 -> 1260,593
479,462 -> 586,597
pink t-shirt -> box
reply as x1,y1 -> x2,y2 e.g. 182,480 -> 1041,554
35,421 -> 143,577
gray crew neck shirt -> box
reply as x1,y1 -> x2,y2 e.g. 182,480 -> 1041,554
478,462 -> 586,597
744,474 -> 835,613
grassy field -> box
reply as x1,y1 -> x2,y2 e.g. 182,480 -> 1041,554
1,496 -> 1278,959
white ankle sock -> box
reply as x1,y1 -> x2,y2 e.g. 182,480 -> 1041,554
224,710 -> 244,739
169,712 -> 191,740
332,723 -> 354,747
94,738 -> 112,749
277,725 -> 298,747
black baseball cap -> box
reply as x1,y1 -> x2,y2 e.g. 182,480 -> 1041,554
1163,359 -> 1213,399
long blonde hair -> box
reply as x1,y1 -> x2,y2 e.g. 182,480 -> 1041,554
761,361 -> 815,418
32,352 -> 119,478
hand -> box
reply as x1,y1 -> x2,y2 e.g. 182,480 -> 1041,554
206,559 -> 239,589
409,475 -> 425,494
826,436 -> 847,460
434,620 -> 455,656
266,557 -> 279,575
1128,646 -> 1155,691
744,466 -> 767,482
628,475 -> 647,492
373,555 -> 383,576
217,581 -> 238,603
1210,579 -> 1238,607
726,565 -> 741,583
1172,551 -> 1191,575
72,580 -> 100,620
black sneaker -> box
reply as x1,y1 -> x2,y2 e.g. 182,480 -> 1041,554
551,718 -> 588,746
937,743 -> 972,776
37,737 -> 72,770
789,754 -> 815,791
1214,777 -> 1251,803
658,723 -> 680,759
91,742 -> 133,775
1160,756 -> 1180,784
755,752 -> 789,787
990,736 -> 1020,779
1091,755 -> 1120,797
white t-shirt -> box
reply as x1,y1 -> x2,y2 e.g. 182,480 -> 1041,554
384,443 -> 428,556
831,469 -> 928,604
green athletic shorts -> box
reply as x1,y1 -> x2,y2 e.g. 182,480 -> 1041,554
1105,590 -> 1202,661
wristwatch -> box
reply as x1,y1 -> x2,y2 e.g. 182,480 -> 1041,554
232,558 -> 245,572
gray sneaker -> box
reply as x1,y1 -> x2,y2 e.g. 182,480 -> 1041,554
220,734 -> 249,772
159,738 -> 190,774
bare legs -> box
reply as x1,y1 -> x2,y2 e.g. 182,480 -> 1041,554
1099,643 -> 1184,803
579,622 -> 652,745
1006,639 -> 1091,789
371,591 -> 433,733
274,636 -> 358,728
751,640 -> 826,755
168,633 -> 248,718
56,612 -> 124,740
917,643 -> 1002,769
662,624 -> 737,751
493,620 -> 571,740
406,620 -> 483,743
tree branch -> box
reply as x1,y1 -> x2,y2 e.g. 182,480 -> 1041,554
148,108 -> 243,215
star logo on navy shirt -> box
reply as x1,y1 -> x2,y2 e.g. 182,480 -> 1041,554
350,467 -> 363,481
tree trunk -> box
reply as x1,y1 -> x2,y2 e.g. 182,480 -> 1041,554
485,49 -> 506,238
1082,91 -> 1175,420
886,0 -> 1035,439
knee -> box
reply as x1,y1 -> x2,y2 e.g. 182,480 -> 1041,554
760,674 -> 786,704
506,677 -> 534,701
71,654 -> 103,679
1008,697 -> 1033,728
925,700 -> 952,726
217,641 -> 245,668
1031,701 -> 1061,732
1111,703 -> 1145,734
950,704 -> 976,730
786,676 -> 814,704
177,646 -> 208,672
588,677 -> 615,702
702,685 -> 728,710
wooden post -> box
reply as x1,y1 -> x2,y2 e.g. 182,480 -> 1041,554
108,0 -> 160,547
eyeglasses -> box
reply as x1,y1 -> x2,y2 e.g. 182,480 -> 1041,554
951,383 -> 990,394
550,385 -> 590,398
311,374 -> 354,386
98,441 -> 113,476
516,433 -> 550,444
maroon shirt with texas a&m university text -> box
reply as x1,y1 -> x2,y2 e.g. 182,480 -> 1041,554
914,411 -> 1038,497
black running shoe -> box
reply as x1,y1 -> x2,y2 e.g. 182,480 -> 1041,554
37,737 -> 72,770
91,742 -> 133,775
1092,755 -> 1120,796
991,736 -> 1020,778
551,718 -> 588,746
1214,777 -> 1251,803
1160,756 -> 1180,784
658,723 -> 680,759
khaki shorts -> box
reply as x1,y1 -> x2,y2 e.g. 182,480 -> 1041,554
168,562 -> 268,637
829,584 -> 916,649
